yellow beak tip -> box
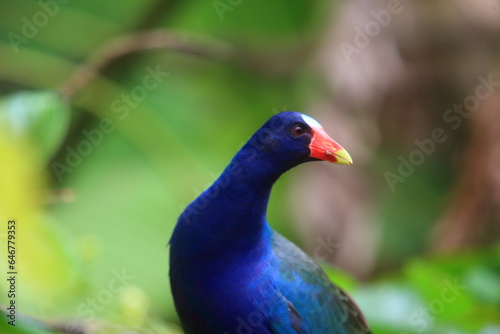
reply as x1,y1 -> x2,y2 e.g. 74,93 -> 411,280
333,148 -> 353,165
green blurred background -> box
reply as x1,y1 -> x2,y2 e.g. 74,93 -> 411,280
0,0 -> 499,333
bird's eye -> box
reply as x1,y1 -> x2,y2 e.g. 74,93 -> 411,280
293,125 -> 305,136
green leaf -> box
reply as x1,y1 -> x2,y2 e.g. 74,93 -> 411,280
0,90 -> 70,164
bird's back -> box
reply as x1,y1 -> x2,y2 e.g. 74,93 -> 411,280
170,227 -> 371,334
268,231 -> 371,334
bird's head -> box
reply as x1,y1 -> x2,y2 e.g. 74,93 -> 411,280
236,111 -> 352,179
250,111 -> 353,169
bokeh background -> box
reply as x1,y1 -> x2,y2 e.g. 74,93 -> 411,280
1,0 -> 500,333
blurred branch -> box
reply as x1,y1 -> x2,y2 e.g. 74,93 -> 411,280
58,29 -> 233,100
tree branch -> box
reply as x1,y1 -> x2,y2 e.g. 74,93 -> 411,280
58,29 -> 232,100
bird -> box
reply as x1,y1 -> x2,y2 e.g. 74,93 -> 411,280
169,111 -> 371,334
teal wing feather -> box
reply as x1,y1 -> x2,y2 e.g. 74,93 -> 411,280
270,232 -> 371,334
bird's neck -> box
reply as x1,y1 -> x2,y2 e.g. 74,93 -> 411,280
177,143 -> 286,260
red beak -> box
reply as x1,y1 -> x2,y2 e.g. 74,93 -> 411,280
308,126 -> 353,165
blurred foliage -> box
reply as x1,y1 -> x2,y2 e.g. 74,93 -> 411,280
0,91 -> 70,164
0,0 -> 499,333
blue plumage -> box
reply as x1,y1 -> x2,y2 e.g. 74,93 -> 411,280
169,112 -> 370,333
